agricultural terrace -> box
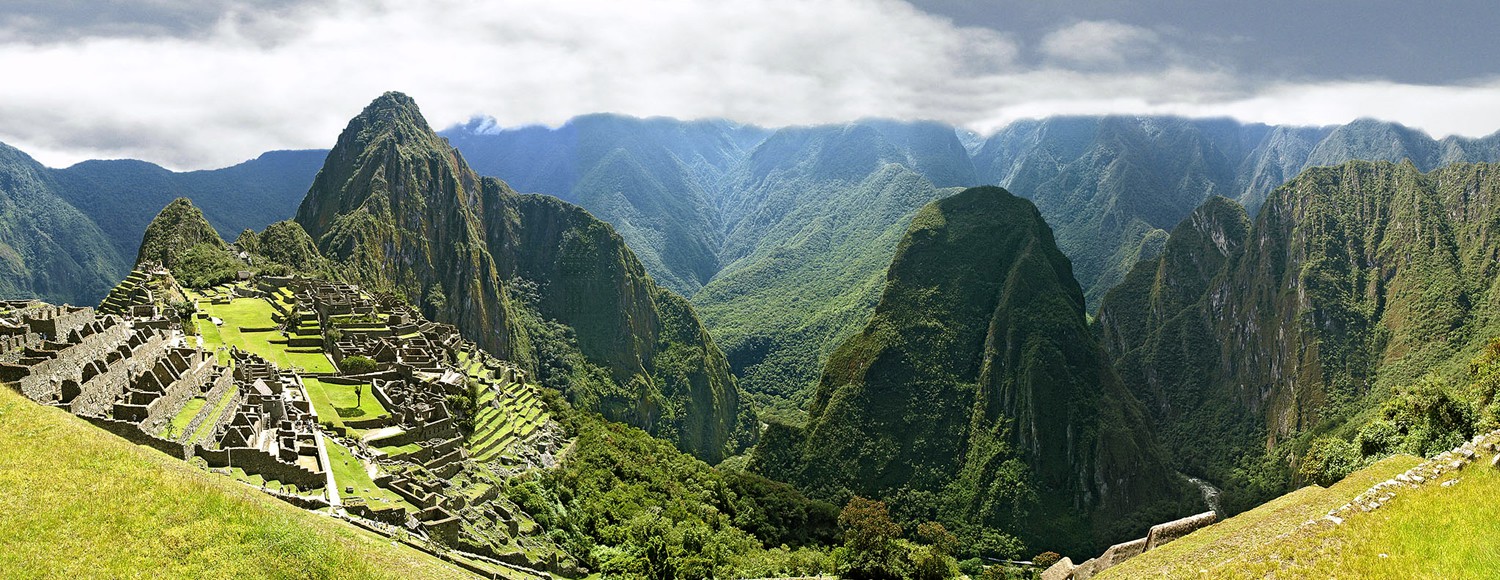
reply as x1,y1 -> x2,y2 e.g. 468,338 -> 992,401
457,349 -> 549,464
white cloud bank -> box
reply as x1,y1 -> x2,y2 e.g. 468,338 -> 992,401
2,2 -> 1498,170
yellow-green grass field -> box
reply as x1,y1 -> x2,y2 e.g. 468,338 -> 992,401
304,378 -> 388,438
190,293 -> 336,374
165,397 -> 206,439
1100,452 -> 1500,579
189,384 -> 240,446
0,386 -> 469,579
325,438 -> 415,513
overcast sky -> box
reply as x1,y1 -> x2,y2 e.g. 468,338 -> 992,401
4,0 -> 1499,170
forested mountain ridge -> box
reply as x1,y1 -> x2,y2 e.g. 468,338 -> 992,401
752,186 -> 1195,555
442,114 -> 768,295
0,142 -> 123,305
296,92 -> 751,462
0,145 -> 322,305
1097,160 -> 1500,513
54,149 -> 325,265
453,115 -> 1500,421
972,117 -> 1500,307
9,112 -> 1500,422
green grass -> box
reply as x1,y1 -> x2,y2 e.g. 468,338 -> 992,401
1097,454 -> 1429,579
324,438 -> 414,513
376,442 -> 422,457
303,379 -> 387,438
1209,452 -> 1500,579
0,386 -> 469,578
165,398 -> 206,439
191,295 -> 335,374
189,385 -> 239,446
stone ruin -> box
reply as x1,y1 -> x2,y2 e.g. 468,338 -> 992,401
0,304 -> 328,493
6,278 -> 565,570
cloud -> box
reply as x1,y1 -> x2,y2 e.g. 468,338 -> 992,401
1040,20 -> 1159,65
0,0 -> 1496,170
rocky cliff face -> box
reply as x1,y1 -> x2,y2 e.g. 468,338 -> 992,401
296,92 -> 748,461
757,186 -> 1190,553
1098,160 -> 1500,511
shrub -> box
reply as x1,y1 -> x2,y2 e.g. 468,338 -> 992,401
340,355 -> 378,375
1298,437 -> 1362,486
1033,551 -> 1062,568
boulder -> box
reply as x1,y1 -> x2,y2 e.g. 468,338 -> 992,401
1041,557 -> 1076,580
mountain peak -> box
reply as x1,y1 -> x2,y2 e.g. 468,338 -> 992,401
355,91 -> 428,129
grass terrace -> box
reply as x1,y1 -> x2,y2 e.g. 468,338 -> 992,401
458,352 -> 549,463
188,291 -> 336,374
164,397 -> 206,439
325,438 -> 415,513
1099,454 -> 1429,579
188,385 -> 239,447
303,378 -> 389,438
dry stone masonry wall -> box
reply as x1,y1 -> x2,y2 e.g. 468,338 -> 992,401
1042,511 -> 1218,580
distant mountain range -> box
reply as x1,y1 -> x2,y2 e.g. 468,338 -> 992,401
7,114 -> 1500,419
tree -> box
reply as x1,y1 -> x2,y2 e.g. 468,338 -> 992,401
838,497 -> 903,579
354,384 -> 363,408
915,522 -> 957,556
341,355 -> 377,375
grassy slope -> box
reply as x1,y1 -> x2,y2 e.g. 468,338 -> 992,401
1221,455 -> 1500,579
1096,453 -> 1496,579
0,386 -> 469,579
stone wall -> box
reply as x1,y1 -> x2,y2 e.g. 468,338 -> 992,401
0,332 -> 42,364
142,354 -> 218,436
195,445 -> 324,491
177,373 -> 234,445
1042,511 -> 1217,580
201,388 -> 247,447
21,304 -> 96,341
9,320 -> 133,402
82,415 -> 189,460
71,329 -> 170,417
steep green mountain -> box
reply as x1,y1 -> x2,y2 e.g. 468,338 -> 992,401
51,150 -> 325,264
443,115 -> 767,296
446,118 -> 979,422
1097,160 -> 1500,514
754,186 -> 1192,555
234,220 -> 330,276
695,122 -> 976,421
0,143 -> 123,305
135,197 -> 242,288
297,92 -> 749,462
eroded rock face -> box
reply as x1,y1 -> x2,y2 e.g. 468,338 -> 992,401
294,93 -> 750,462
